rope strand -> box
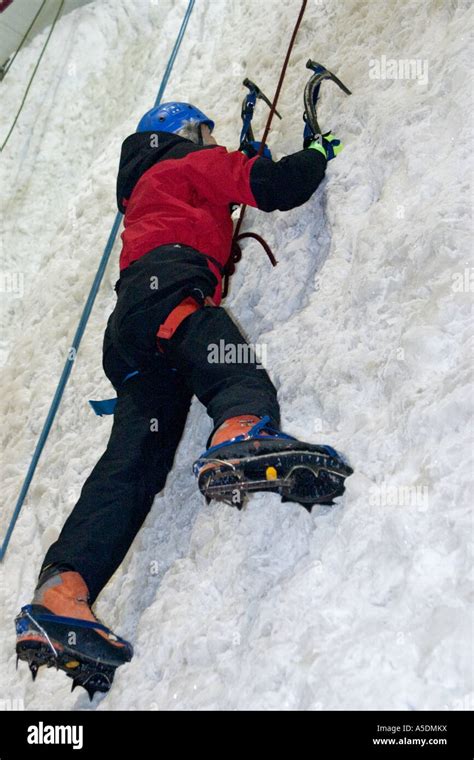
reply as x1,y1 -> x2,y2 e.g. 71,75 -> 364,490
223,0 -> 308,297
0,0 -> 47,82
0,0 -> 64,153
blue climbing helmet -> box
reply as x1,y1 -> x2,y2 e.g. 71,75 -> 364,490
136,102 -> 215,134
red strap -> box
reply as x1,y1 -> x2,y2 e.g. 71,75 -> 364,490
157,296 -> 201,340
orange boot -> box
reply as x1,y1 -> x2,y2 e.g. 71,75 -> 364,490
32,569 -> 102,623
210,415 -> 265,447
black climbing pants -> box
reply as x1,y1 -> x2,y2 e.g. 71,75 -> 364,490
42,245 -> 280,603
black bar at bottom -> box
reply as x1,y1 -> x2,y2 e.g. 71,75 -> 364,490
0,710 -> 471,757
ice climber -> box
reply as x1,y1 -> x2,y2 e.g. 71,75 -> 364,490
15,102 -> 352,697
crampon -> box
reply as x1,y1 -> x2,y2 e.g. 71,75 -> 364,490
193,416 -> 353,511
15,604 -> 133,700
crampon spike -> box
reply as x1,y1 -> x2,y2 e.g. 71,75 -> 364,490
84,684 -> 98,702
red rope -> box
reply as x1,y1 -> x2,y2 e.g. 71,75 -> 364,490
223,0 -> 308,298
235,232 -> 278,266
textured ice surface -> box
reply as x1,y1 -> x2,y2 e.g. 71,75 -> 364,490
0,0 -> 472,710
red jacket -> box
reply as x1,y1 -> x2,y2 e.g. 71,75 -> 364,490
116,131 -> 327,304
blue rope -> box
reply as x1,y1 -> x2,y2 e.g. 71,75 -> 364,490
0,0 -> 196,562
154,1 -> 195,108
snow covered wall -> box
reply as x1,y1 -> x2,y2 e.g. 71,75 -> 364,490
0,0 -> 472,711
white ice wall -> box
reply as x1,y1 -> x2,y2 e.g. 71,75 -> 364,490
0,0 -> 472,710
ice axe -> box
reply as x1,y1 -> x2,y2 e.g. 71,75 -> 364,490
303,59 -> 351,141
239,78 -> 282,150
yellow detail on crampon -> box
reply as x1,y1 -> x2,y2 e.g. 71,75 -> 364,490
265,466 -> 278,481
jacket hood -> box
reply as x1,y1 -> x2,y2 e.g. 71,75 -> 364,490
116,131 -> 217,213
